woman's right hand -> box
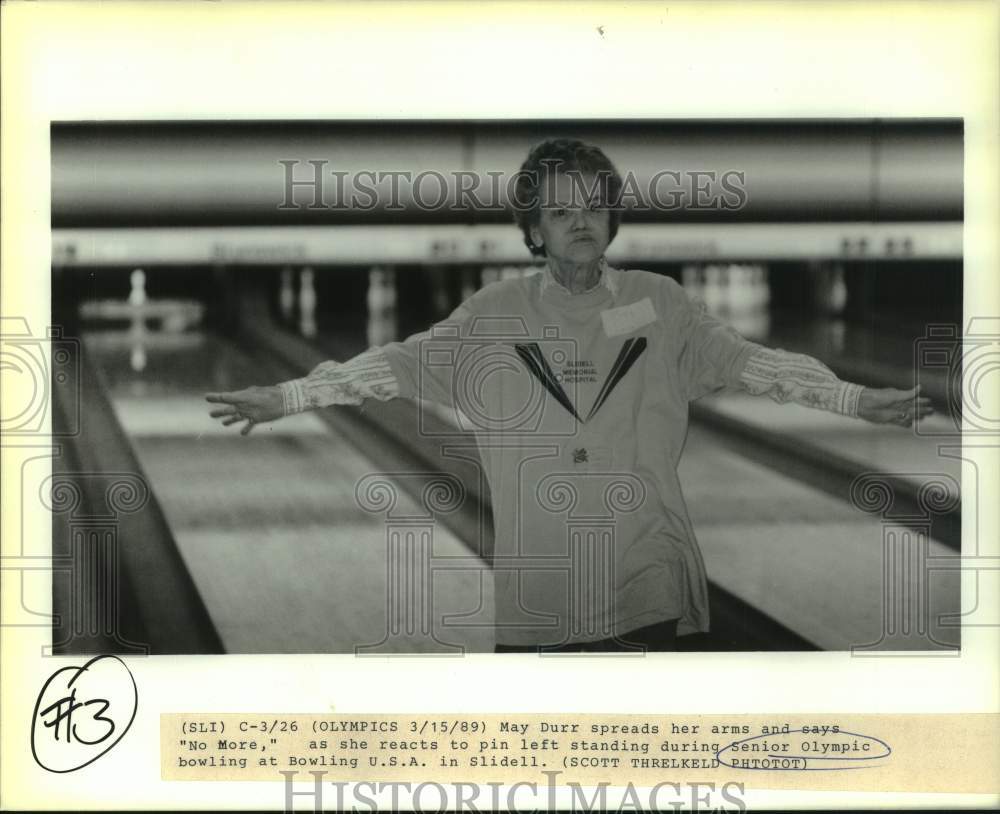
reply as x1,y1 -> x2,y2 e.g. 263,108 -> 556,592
205,386 -> 285,435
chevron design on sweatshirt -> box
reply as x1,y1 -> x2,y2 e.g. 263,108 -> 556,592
514,337 -> 647,423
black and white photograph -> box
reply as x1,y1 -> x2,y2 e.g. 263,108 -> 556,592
3,2 -> 998,810
49,118 -> 963,655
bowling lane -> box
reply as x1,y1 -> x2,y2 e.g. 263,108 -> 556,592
690,306 -> 963,509
83,329 -> 494,654
763,313 -> 953,403
678,424 -> 961,651
695,392 -> 962,503
682,312 -> 962,647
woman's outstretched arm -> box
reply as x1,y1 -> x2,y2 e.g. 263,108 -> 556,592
738,345 -> 934,428
205,346 -> 399,435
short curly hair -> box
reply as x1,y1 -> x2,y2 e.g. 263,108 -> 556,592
512,138 -> 624,257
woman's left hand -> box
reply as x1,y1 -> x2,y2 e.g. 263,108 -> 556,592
206,385 -> 284,435
857,385 -> 934,427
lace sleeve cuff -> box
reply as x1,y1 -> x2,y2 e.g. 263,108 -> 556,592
740,346 -> 864,418
278,347 -> 400,416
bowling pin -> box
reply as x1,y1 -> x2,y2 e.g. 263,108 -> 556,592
746,263 -> 764,311
129,268 -> 147,308
130,343 -> 147,373
366,267 -> 398,347
384,267 -> 397,310
366,303 -> 397,346
735,264 -> 754,315
750,265 -> 764,311
126,269 -> 148,370
128,271 -> 147,371
748,265 -> 762,312
279,267 -> 295,320
813,262 -> 847,316
367,266 -> 388,313
681,264 -> 701,298
828,264 -> 847,315
756,266 -> 768,309
725,266 -> 738,316
299,267 -> 317,338
372,311 -> 398,347
702,265 -> 724,315
720,265 -> 735,315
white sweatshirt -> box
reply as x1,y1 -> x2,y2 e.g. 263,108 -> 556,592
280,260 -> 863,645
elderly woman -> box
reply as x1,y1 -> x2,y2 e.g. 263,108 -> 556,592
207,138 -> 932,653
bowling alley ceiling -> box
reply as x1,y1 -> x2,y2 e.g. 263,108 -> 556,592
51,119 -> 962,227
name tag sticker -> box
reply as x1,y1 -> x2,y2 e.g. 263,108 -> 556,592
601,297 -> 657,337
